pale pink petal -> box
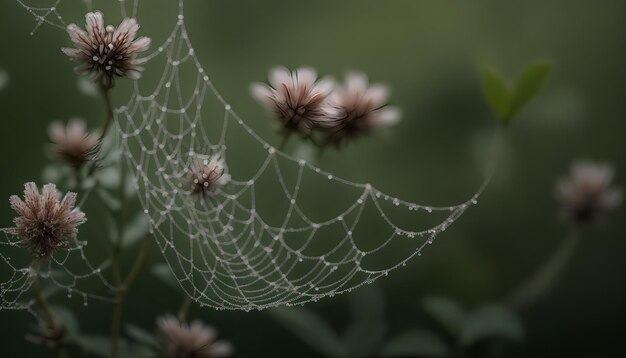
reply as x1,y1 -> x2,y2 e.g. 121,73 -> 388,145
269,66 -> 292,89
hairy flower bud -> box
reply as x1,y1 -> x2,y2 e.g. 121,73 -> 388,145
3,183 -> 86,259
62,11 -> 151,88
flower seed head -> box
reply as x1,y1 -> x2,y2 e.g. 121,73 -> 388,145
186,155 -> 230,197
250,67 -> 336,136
3,183 -> 86,259
325,72 -> 401,146
48,119 -> 99,168
62,11 -> 151,88
157,315 -> 233,358
556,161 -> 622,224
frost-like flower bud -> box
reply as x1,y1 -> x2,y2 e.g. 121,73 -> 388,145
62,11 -> 151,88
48,119 -> 99,168
3,183 -> 86,259
157,315 -> 233,358
325,71 -> 401,146
556,161 -> 622,224
186,154 -> 231,197
250,67 -> 335,136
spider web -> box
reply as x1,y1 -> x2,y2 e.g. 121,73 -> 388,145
3,0 -> 493,312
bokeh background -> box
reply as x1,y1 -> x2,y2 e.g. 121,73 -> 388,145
0,0 -> 624,357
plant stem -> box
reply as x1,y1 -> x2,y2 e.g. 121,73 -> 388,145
278,132 -> 292,151
110,234 -> 151,358
31,265 -> 68,358
100,86 -> 115,142
508,229 -> 581,310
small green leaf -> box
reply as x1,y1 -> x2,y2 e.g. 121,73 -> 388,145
50,305 -> 80,335
151,264 -> 180,290
0,68 -> 9,91
97,165 -> 122,190
343,320 -> 387,357
381,330 -> 449,357
121,212 -> 150,248
268,307 -> 345,357
460,305 -> 524,345
77,77 -> 99,97
124,175 -> 138,199
41,165 -> 65,185
422,297 -> 465,336
96,187 -> 121,211
77,335 -> 111,357
507,61 -> 552,121
349,283 -> 385,322
481,66 -> 512,121
125,324 -> 160,348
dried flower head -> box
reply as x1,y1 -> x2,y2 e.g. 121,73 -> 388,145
48,119 -> 99,168
250,67 -> 335,136
62,11 -> 151,88
324,72 -> 401,146
157,315 -> 233,358
186,155 -> 231,197
556,161 -> 622,224
3,183 -> 86,259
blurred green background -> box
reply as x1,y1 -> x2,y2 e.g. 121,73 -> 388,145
0,0 -> 624,357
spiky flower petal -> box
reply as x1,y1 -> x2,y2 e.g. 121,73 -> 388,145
325,72 -> 400,146
556,161 -> 622,224
62,11 -> 151,88
3,183 -> 86,259
157,315 -> 233,358
48,119 -> 99,168
186,155 -> 231,197
250,67 -> 335,136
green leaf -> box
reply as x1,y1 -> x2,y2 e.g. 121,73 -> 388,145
0,68 -> 9,91
77,335 -> 111,357
481,66 -> 512,120
349,283 -> 385,322
121,212 -> 150,248
381,330 -> 449,357
96,187 -> 121,211
41,165 -> 65,185
268,307 -> 345,357
422,297 -> 465,336
151,264 -> 180,290
125,324 -> 160,348
97,165 -> 122,190
124,175 -> 138,199
507,61 -> 552,121
343,320 -> 387,357
50,305 -> 80,335
460,305 -> 524,345
78,335 -> 155,358
77,77 -> 98,97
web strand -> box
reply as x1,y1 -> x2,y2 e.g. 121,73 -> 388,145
4,0 -> 495,312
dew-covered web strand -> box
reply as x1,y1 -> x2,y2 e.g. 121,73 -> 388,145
7,0 -> 500,312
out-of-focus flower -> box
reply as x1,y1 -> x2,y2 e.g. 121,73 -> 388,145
48,119 -> 99,168
62,11 -> 151,88
556,161 -> 622,224
3,183 -> 86,259
186,155 -> 230,197
157,315 -> 233,358
250,67 -> 335,136
324,72 -> 400,146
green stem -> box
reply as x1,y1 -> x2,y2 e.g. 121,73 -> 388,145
177,295 -> 193,322
508,229 -> 581,309
99,86 -> 115,142
31,266 -> 68,358
278,132 -> 292,151
111,234 -> 151,358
